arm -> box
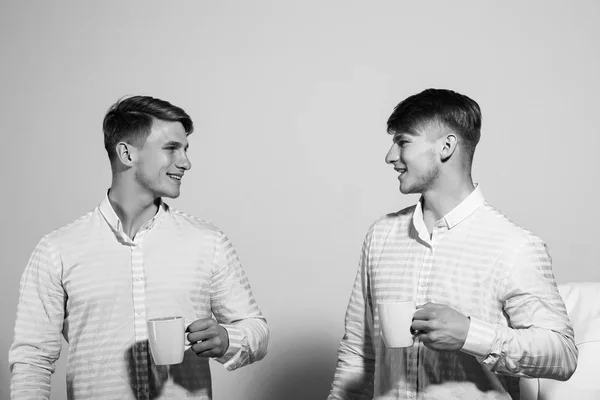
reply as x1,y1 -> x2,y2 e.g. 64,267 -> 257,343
9,237 -> 65,399
328,231 -> 376,400
462,237 -> 578,380
208,231 -> 269,371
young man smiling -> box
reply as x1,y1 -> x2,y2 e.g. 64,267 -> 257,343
328,89 -> 577,399
9,96 -> 269,399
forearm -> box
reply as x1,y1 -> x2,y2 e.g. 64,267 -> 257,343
463,318 -> 577,379
9,237 -> 65,399
462,237 -> 579,379
216,317 -> 269,370
10,361 -> 53,400
328,230 -> 376,400
328,341 -> 375,400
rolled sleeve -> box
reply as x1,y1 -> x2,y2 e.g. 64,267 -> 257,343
9,237 -> 65,399
477,238 -> 578,379
328,230 -> 376,400
210,231 -> 269,371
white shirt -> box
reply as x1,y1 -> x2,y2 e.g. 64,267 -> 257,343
10,195 -> 269,399
328,186 -> 577,399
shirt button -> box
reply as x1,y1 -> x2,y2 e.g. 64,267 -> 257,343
410,353 -> 416,359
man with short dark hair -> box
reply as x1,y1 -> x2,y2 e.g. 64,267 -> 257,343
9,95 -> 269,399
328,89 -> 577,399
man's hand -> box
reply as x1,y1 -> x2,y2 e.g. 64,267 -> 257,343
411,303 -> 470,351
186,319 -> 230,358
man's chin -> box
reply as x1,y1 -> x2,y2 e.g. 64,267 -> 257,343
399,184 -> 417,195
161,190 -> 181,199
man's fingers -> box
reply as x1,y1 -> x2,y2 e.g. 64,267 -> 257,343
416,302 -> 440,309
191,337 -> 217,353
188,325 -> 219,343
413,302 -> 447,321
186,318 -> 213,332
412,307 -> 435,321
190,336 -> 225,358
187,319 -> 220,344
411,320 -> 429,333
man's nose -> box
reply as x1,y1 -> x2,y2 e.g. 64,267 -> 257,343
177,152 -> 192,170
385,143 -> 400,165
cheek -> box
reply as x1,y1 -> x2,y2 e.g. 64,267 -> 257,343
415,147 -> 437,166
427,148 -> 439,166
402,148 -> 424,165
148,154 -> 171,173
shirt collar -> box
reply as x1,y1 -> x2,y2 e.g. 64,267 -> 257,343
99,191 -> 166,236
413,184 -> 485,233
444,184 -> 485,228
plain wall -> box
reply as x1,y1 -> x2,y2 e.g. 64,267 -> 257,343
1,1 -> 599,399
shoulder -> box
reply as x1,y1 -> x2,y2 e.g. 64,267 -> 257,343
370,204 -> 415,231
166,207 -> 227,239
43,209 -> 97,247
477,202 -> 546,250
362,204 -> 416,242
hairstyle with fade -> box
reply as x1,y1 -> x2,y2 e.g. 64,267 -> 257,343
387,88 -> 482,161
103,95 -> 194,161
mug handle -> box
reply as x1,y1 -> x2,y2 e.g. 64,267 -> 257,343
184,333 -> 192,350
184,321 -> 193,350
148,322 -> 158,343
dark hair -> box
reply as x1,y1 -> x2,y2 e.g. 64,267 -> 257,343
103,95 -> 194,160
387,88 -> 481,156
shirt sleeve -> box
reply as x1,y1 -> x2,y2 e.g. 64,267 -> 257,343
9,237 -> 65,399
461,237 -> 578,380
209,231 -> 269,370
328,229 -> 376,400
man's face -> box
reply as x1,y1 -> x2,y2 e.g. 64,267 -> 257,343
132,119 -> 191,199
385,122 -> 442,195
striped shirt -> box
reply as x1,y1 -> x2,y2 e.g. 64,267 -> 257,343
9,195 -> 269,400
328,186 -> 577,400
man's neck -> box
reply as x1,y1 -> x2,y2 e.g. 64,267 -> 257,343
421,175 -> 475,234
108,183 -> 160,240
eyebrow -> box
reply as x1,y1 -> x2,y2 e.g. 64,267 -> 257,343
163,140 -> 189,150
392,131 -> 418,142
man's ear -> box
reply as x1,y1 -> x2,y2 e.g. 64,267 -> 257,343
115,142 -> 136,167
440,134 -> 458,162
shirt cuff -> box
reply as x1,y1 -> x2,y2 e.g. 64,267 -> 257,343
461,316 -> 495,359
214,324 -> 243,368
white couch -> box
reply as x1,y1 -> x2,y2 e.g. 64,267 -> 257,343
520,281 -> 600,400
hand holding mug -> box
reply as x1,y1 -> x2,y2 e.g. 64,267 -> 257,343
187,318 -> 230,358
411,303 -> 470,351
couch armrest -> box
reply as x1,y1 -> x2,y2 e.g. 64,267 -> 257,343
519,377 -> 539,400
526,341 -> 600,400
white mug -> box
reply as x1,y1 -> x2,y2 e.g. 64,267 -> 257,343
378,300 -> 416,348
147,316 -> 191,365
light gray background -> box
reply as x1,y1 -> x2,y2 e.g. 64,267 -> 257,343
1,1 -> 599,399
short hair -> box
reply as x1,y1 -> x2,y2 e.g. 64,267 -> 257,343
387,88 -> 481,156
103,95 -> 194,160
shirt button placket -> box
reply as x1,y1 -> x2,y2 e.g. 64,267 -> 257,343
417,247 -> 433,304
131,237 -> 149,397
